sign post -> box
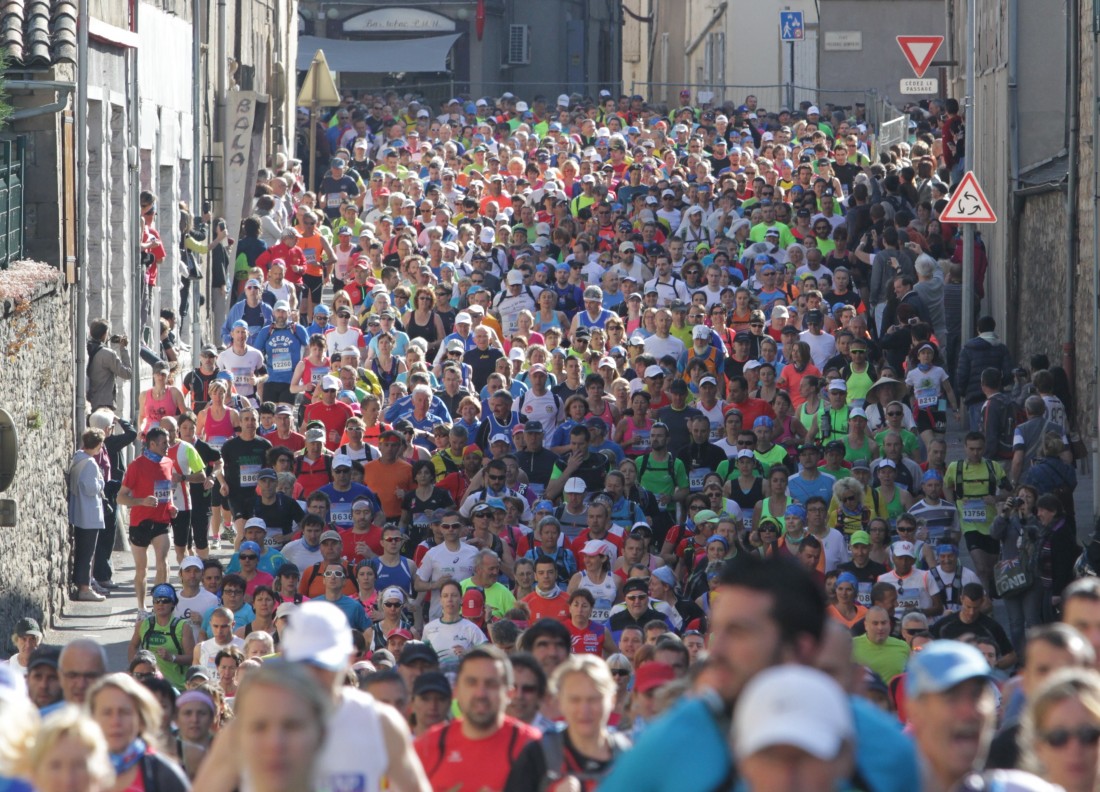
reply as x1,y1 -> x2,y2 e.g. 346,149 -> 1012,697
297,50 -> 341,191
780,11 -> 804,109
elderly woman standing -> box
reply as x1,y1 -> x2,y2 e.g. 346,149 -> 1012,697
70,428 -> 107,602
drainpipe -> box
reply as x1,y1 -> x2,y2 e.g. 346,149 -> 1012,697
216,0 -> 227,218
1065,0 -> 1079,388
1092,0 -> 1100,509
961,0 -> 975,347
74,0 -> 89,439
1006,0 -> 1019,353
129,0 -> 141,428
192,0 -> 203,350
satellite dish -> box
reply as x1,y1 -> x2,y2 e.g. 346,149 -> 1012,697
0,408 -> 17,493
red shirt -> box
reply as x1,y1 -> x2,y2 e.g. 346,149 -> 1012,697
415,717 -> 540,792
257,243 -> 307,283
523,590 -> 570,623
566,620 -> 607,655
342,526 -> 384,565
304,400 -> 355,450
271,431 -> 306,454
122,454 -> 176,525
724,397 -> 775,426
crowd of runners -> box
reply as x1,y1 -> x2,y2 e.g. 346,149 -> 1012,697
2,87 -> 1099,792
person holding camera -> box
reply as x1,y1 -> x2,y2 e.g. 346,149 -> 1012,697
86,318 -> 133,412
990,485 -> 1048,653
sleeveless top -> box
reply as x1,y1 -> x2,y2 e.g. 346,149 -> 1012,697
297,235 -> 326,277
371,555 -> 415,598
729,478 -> 764,531
536,312 -> 562,333
846,368 -> 875,404
578,570 -> 618,625
844,434 -> 875,463
371,356 -> 400,392
880,486 -> 906,527
202,408 -> 235,451
586,400 -> 616,434
577,308 -> 613,330
760,496 -> 794,528
301,358 -> 331,402
142,389 -> 178,433
405,311 -> 439,345
620,418 -> 653,457
797,400 -> 824,438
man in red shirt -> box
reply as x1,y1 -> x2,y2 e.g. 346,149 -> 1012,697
270,403 -> 306,453
723,375 -> 775,426
256,227 -> 307,284
522,556 -> 570,622
414,645 -> 540,791
304,374 -> 355,450
118,426 -> 178,616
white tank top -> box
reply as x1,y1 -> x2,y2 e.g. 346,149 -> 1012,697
242,687 -> 388,792
580,571 -> 618,625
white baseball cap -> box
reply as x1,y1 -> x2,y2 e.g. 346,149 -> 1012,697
692,325 -> 711,340
281,601 -> 355,672
332,454 -> 353,470
828,378 -> 848,392
321,375 -> 341,391
892,540 -> 916,558
733,665 -> 852,761
557,94 -> 570,107
563,477 -> 587,494
507,270 -> 525,285
180,556 -> 204,572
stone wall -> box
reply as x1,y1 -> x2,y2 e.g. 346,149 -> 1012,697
0,261 -> 74,646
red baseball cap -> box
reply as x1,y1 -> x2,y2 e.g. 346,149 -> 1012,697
462,588 -> 486,620
634,661 -> 676,694
386,627 -> 414,642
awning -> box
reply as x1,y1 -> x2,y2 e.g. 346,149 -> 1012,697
296,34 -> 461,74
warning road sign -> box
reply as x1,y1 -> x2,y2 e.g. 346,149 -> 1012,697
896,35 -> 944,79
940,171 -> 997,223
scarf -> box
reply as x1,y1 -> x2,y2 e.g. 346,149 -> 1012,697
143,449 -> 163,463
110,737 -> 146,775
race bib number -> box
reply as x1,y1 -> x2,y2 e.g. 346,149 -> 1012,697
962,499 -> 987,524
326,193 -> 342,209
233,367 -> 252,387
311,367 -> 330,384
271,348 -> 293,372
331,506 -> 352,526
527,482 -> 545,496
633,431 -> 651,452
709,423 -> 722,441
856,582 -> 872,607
326,774 -> 368,792
303,247 -> 317,264
916,388 -> 939,408
688,467 -> 712,492
895,589 -> 920,611
592,598 -> 612,624
239,465 -> 260,487
207,436 -> 226,451
154,480 -> 172,504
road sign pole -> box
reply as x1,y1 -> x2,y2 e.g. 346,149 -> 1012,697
961,0 -> 976,354
789,41 -> 795,109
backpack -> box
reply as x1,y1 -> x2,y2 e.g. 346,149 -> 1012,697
539,728 -> 632,791
953,459 -> 998,498
929,567 -> 963,611
140,617 -> 186,673
987,393 -> 1016,461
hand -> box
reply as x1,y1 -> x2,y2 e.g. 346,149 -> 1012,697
220,483 -> 229,497
168,505 -> 178,518
394,488 -> 406,499
143,495 -> 159,508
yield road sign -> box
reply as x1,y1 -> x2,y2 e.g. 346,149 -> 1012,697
780,11 -> 804,41
896,35 -> 944,78
940,171 -> 997,223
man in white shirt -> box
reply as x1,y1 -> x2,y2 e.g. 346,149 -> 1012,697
643,308 -> 687,362
7,617 -> 41,677
174,556 -> 219,641
414,509 -> 479,620
799,309 -> 837,369
281,515 -> 327,571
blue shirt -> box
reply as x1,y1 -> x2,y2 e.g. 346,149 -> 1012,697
226,548 -> 288,577
787,471 -> 837,506
201,602 -> 255,636
252,324 -> 310,384
317,483 -> 381,528
322,595 -> 371,631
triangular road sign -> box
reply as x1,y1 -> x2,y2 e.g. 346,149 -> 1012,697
940,171 -> 997,223
896,36 -> 944,78
297,50 -> 341,107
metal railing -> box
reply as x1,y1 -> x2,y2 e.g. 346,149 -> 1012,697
0,136 -> 25,270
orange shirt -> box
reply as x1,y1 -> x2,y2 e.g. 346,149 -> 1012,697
363,458 -> 414,518
415,718 -> 540,792
296,234 -> 326,277
828,603 -> 867,630
522,590 -> 570,623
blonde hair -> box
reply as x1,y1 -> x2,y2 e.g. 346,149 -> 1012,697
87,672 -> 165,748
0,688 -> 39,773
1020,668 -> 1100,774
21,705 -> 114,788
549,654 -> 616,704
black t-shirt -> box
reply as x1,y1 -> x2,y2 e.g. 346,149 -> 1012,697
253,493 -> 305,538
220,436 -> 272,495
463,347 -> 503,392
183,368 -> 220,412
552,381 -> 585,402
833,162 -> 860,190
504,732 -> 616,792
402,487 -> 455,544
930,612 -> 1014,659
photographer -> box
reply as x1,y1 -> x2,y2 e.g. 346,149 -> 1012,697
989,485 -> 1046,652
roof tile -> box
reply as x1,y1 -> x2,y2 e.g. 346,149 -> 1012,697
0,0 -> 77,67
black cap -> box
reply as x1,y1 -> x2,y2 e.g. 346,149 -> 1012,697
623,578 -> 649,595
523,420 -> 544,433
734,331 -> 752,343
806,309 -> 824,323
398,641 -> 440,667
413,670 -> 452,698
27,645 -> 59,671
14,617 -> 42,637
825,440 -> 846,453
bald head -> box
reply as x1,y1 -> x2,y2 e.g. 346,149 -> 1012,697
59,639 -> 107,703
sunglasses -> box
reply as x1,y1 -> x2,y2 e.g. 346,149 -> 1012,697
610,668 -> 631,678
1041,726 -> 1100,748
153,597 -> 174,605
488,475 -> 505,481
239,554 -> 258,561
323,569 -> 346,578
441,522 -> 463,529
887,411 -> 904,417
383,601 -> 403,608
625,594 -> 648,602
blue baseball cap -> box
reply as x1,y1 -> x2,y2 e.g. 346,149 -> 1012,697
487,497 -> 506,511
313,304 -> 330,315
836,572 -> 858,587
533,500 -> 554,512
231,319 -> 249,330
922,470 -> 944,483
240,541 -> 262,555
784,504 -> 806,520
555,262 -> 570,272
652,566 -> 677,588
753,416 -> 774,429
906,640 -> 991,699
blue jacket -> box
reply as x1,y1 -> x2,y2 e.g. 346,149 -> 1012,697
222,299 -> 274,346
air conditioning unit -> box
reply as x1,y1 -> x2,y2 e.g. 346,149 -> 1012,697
508,25 -> 530,65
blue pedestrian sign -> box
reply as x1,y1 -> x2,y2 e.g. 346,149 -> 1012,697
780,11 -> 804,41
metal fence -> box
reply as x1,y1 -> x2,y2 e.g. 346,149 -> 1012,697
0,137 -> 25,270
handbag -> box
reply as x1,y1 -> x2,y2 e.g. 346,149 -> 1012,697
995,526 -> 1038,599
